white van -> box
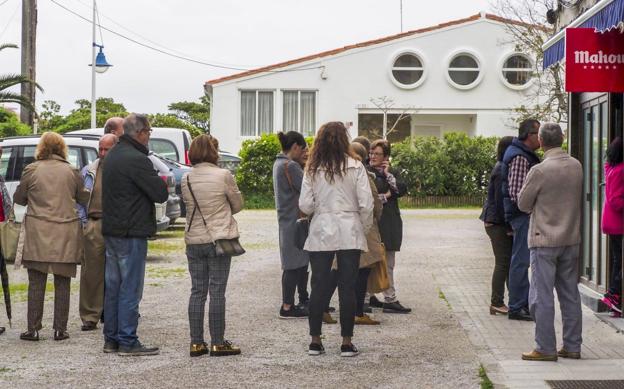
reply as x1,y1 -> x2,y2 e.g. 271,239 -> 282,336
69,127 -> 192,165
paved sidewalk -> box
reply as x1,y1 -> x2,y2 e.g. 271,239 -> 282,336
435,211 -> 624,388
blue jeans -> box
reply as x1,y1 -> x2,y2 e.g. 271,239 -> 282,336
103,237 -> 147,347
508,214 -> 530,313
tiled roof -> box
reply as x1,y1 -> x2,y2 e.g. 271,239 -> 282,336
206,13 -> 538,86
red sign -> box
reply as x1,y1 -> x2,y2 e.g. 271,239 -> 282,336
565,28 -> 624,92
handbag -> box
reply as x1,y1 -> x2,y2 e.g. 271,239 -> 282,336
367,245 -> 390,293
0,208 -> 21,262
186,176 -> 245,257
284,160 -> 309,250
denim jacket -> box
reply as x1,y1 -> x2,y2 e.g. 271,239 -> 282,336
77,159 -> 99,225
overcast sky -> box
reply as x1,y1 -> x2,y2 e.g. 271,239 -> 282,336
0,0 -> 492,115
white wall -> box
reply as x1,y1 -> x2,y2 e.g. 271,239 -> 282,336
210,17 -> 535,153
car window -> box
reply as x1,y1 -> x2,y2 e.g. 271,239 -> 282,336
84,147 -> 98,165
14,146 -> 36,181
67,147 -> 81,169
149,139 -> 178,161
0,147 -> 14,179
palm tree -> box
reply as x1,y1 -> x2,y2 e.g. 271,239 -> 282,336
0,43 -> 43,114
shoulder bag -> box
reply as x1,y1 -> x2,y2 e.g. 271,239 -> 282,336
186,175 -> 245,257
284,160 -> 309,251
0,208 -> 21,262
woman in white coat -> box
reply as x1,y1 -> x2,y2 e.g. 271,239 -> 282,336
299,121 -> 373,357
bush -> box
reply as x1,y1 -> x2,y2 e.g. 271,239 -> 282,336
0,108 -> 32,137
391,133 -> 498,197
236,133 -> 281,195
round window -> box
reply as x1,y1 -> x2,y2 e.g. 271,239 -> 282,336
501,54 -> 533,88
390,52 -> 425,89
447,53 -> 481,88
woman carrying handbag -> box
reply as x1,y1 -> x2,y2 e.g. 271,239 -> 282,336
182,135 -> 244,357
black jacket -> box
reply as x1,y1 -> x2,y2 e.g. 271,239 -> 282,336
102,135 -> 168,238
480,162 -> 508,226
369,167 -> 408,251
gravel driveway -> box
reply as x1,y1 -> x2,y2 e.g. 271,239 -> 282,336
0,210 -> 482,388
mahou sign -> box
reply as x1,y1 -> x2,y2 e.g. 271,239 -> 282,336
566,28 -> 624,92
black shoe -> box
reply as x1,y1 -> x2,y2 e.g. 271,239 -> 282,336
81,321 -> 98,331
20,330 -> 39,341
383,301 -> 412,314
54,331 -> 70,341
297,300 -> 310,310
340,343 -> 360,357
103,340 -> 119,353
279,305 -> 308,319
369,296 -> 384,308
327,306 -> 336,313
508,308 -> 533,321
363,304 -> 372,314
308,342 -> 325,356
0,327 -> 5,335
118,342 -> 160,356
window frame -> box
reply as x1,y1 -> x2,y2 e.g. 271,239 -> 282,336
281,89 -> 318,136
445,50 -> 484,90
499,52 -> 535,91
239,89 -> 275,138
388,49 -> 427,89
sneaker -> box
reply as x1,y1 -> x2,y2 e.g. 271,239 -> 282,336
297,300 -> 310,310
210,340 -> 241,357
118,342 -> 160,357
308,342 -> 325,356
19,330 -> 39,341
355,314 -> 380,325
340,343 -> 359,357
322,312 -> 337,324
369,296 -> 384,308
190,342 -> 209,357
103,340 -> 119,353
279,305 -> 308,319
383,301 -> 412,314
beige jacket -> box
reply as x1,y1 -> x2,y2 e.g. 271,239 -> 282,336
14,155 -> 90,263
181,162 -> 243,245
299,157 -> 374,252
518,148 -> 583,248
360,174 -> 384,268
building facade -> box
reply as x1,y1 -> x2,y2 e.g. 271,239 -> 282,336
205,13 -> 539,153
543,0 -> 623,305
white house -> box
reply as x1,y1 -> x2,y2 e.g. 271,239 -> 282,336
205,13 -> 537,153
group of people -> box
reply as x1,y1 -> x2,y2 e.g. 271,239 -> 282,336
481,119 -> 623,361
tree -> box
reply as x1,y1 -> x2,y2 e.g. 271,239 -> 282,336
38,100 -> 64,132
0,43 -> 43,116
0,107 -> 32,137
167,95 -> 210,134
54,98 -> 128,133
148,113 -> 202,138
369,96 -> 416,140
492,0 -> 567,125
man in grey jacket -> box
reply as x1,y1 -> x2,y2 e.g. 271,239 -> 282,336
78,134 -> 117,331
518,123 -> 583,362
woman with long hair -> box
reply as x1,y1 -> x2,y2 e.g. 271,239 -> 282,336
480,136 -> 514,315
601,136 -> 624,315
299,122 -> 373,357
15,132 -> 89,341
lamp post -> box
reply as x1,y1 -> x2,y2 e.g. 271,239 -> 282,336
90,0 -> 112,129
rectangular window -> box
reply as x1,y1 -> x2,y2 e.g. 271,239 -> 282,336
283,90 -> 316,136
240,90 -> 274,136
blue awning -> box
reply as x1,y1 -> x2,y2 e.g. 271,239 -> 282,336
542,0 -> 624,68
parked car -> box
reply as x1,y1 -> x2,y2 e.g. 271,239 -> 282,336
148,152 -> 181,224
0,134 -> 176,232
69,127 -> 193,165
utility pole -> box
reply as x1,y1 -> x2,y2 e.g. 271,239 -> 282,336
400,0 -> 403,33
20,0 -> 37,127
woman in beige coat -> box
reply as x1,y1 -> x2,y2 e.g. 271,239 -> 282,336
14,132 -> 89,341
182,135 -> 244,358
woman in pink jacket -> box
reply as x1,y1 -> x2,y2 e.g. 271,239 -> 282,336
602,137 -> 624,315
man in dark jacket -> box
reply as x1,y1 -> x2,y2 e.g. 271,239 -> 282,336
501,119 -> 541,321
102,113 -> 168,356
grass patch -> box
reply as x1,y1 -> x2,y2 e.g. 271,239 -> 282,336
147,282 -> 163,287
157,229 -> 185,239
479,364 -> 493,389
437,288 -> 451,309
243,241 -> 278,250
243,193 -> 275,209
10,282 -> 54,302
0,367 -> 15,374
146,266 -> 187,279
148,239 -> 185,255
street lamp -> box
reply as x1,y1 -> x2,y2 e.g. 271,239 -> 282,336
89,0 -> 112,129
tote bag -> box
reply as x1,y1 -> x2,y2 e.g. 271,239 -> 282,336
367,245 -> 390,293
0,209 -> 21,262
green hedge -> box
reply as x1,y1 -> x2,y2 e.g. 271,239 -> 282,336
236,132 -> 499,200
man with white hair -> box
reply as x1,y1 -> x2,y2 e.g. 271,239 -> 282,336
78,134 -> 118,331
518,123 -> 583,361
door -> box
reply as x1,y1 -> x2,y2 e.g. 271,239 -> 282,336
581,97 -> 609,289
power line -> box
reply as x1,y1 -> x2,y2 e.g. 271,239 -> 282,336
49,0 -> 324,73
0,1 -> 20,41
0,0 -> 10,7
